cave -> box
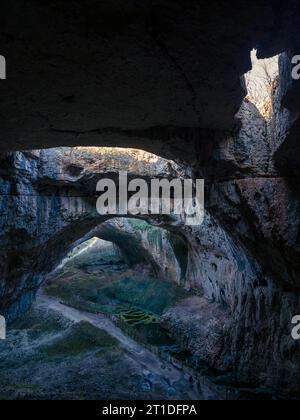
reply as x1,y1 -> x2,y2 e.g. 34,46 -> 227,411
1,0 -> 300,402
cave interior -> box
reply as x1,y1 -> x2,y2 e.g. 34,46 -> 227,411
0,0 -> 300,400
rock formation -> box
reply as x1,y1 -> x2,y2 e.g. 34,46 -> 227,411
0,0 -> 300,396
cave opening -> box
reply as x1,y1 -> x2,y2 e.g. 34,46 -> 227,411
2,146 -> 217,400
1,0 -> 300,399
42,224 -> 192,357
2,126 -> 299,401
245,49 -> 279,119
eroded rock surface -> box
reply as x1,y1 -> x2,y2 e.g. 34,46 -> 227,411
1,1 -> 300,397
0,1 -> 300,160
0,125 -> 300,392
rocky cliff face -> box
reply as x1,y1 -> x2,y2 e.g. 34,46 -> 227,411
0,148 -> 187,320
1,1 -> 300,159
1,0 -> 300,396
1,97 -> 300,391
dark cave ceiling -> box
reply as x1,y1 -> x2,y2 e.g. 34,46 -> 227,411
0,0 -> 299,163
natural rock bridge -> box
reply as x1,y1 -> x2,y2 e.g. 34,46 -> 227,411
0,0 -> 300,397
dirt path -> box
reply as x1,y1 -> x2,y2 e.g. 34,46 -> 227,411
37,292 -> 223,400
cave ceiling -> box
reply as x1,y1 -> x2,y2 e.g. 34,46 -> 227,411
0,0 -> 300,161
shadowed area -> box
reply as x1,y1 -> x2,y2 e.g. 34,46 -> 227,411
1,0 -> 300,401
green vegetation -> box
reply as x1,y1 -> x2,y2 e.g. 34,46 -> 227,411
43,239 -> 189,353
117,307 -> 160,326
11,310 -> 66,340
0,307 -> 145,400
95,276 -> 187,315
41,321 -> 119,357
45,243 -> 129,308
44,239 -> 188,317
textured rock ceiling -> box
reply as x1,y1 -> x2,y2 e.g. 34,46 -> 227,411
0,0 -> 299,157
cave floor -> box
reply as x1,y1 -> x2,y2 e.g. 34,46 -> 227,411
0,241 -> 275,400
0,294 -> 223,400
0,298 -> 222,400
0,242 -> 224,400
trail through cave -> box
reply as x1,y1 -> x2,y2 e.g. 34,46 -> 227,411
0,233 -> 223,400
1,139 -> 300,400
1,2 -> 300,401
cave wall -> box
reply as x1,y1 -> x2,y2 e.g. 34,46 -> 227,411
1,114 -> 300,391
274,50 -> 300,182
0,1 -> 300,161
78,218 -> 186,285
0,0 -> 300,395
0,148 -> 188,320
